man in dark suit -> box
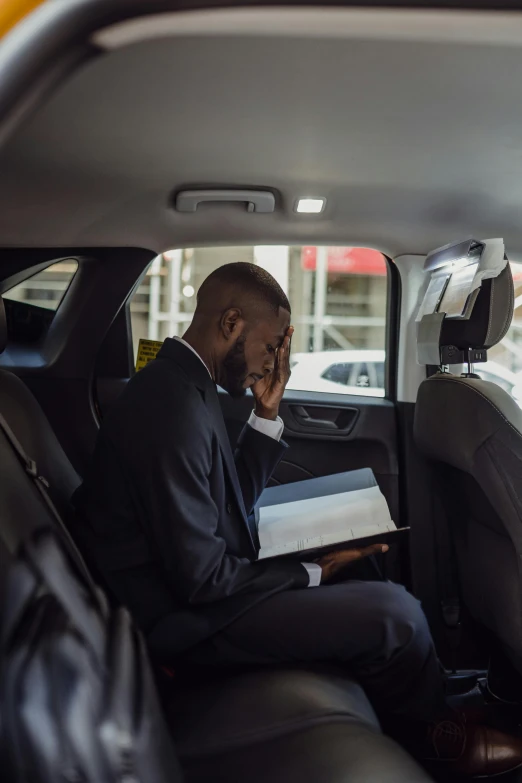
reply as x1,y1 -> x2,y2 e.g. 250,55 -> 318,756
72,262 -> 522,776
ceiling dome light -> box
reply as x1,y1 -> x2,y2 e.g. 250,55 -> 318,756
295,198 -> 326,214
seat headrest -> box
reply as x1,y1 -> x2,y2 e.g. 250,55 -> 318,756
439,263 -> 514,352
0,297 -> 5,354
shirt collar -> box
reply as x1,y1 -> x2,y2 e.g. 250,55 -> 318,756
173,336 -> 211,377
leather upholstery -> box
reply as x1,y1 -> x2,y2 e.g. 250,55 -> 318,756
415,374 -> 522,473
415,260 -> 522,677
0,528 -> 184,783
170,669 -> 432,783
0,373 -> 81,558
416,373 -> 522,669
171,669 -> 379,755
0,369 -> 81,521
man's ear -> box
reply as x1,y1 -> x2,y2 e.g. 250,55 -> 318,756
220,308 -> 244,340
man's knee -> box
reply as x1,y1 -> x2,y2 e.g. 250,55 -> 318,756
376,582 -> 426,622
364,582 -> 431,655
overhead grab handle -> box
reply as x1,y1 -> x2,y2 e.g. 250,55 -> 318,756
175,189 -> 275,214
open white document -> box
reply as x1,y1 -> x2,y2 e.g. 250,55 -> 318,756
257,485 -> 396,560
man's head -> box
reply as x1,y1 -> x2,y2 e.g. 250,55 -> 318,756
186,262 -> 291,397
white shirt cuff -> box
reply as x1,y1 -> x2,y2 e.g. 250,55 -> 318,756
248,410 -> 284,442
301,562 -> 322,587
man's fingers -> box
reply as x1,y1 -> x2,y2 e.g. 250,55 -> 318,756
317,543 -> 388,566
273,344 -> 288,385
360,543 -> 389,557
316,543 -> 389,582
332,543 -> 389,563
277,326 -> 294,380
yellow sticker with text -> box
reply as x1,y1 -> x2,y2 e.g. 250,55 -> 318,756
135,339 -> 163,372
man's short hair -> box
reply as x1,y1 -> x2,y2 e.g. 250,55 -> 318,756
197,262 -> 291,315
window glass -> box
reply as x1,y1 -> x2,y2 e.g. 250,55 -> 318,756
322,363 -> 354,386
130,246 -> 388,396
3,260 -> 78,344
475,369 -> 514,395
4,260 -> 78,311
479,262 -> 522,406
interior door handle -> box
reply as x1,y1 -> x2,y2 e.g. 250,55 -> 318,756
293,406 -> 338,429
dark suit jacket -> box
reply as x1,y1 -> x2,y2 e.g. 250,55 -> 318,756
71,338 -> 308,660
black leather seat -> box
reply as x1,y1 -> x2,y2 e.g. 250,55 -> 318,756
0,296 -> 432,782
169,668 -> 430,783
414,263 -> 522,688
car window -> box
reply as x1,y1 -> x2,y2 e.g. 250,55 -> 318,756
3,259 -> 78,344
355,363 -> 372,388
321,363 -> 354,386
475,370 -> 513,394
4,260 -> 78,311
483,261 -> 522,406
129,246 -> 388,397
374,362 -> 386,388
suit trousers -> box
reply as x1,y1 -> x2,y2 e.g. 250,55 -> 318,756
186,580 -> 445,723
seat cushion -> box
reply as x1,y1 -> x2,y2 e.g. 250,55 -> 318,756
168,668 -> 433,783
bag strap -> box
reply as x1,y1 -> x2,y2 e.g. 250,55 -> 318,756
0,410 -> 94,590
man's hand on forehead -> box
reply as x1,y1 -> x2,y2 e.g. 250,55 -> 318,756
252,325 -> 294,421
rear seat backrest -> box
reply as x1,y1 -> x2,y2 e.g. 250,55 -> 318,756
0,369 -> 80,515
0,296 -> 80,550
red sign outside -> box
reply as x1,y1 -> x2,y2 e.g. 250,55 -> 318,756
301,246 -> 387,275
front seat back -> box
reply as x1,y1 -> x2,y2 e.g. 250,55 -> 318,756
0,295 -> 81,554
414,261 -> 522,677
0,293 -> 80,521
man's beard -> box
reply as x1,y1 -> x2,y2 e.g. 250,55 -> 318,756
221,335 -> 249,398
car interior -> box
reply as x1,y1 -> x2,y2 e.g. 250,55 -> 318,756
3,1 -> 522,782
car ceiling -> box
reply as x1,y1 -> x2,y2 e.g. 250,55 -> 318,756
2,7 -> 522,257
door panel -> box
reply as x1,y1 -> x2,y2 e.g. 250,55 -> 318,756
219,390 -> 399,524
285,403 -> 360,438
220,388 -> 403,584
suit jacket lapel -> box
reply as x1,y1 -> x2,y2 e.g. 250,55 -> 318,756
204,387 -> 260,552
203,383 -> 248,520
157,339 -> 256,549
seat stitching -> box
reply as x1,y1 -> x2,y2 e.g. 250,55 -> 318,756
427,376 -> 522,439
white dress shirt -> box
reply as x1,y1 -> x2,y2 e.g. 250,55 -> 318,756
173,337 -> 321,587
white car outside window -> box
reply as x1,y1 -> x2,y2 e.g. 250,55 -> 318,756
287,350 -> 386,397
287,353 -> 522,401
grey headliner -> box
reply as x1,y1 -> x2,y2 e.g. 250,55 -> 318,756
2,31 -> 522,255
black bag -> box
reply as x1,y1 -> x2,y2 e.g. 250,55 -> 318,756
0,526 -> 183,783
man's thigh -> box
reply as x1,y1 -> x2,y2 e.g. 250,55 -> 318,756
189,580 -> 427,667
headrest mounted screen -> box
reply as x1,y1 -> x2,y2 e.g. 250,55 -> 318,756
416,238 -> 512,366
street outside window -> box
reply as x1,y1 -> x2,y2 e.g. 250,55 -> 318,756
130,246 -> 388,398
